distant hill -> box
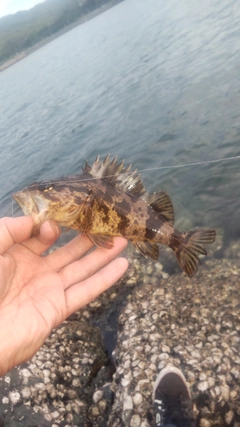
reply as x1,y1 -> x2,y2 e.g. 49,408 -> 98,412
0,0 -> 117,66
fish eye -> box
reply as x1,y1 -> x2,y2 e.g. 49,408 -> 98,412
43,186 -> 54,192
39,182 -> 54,192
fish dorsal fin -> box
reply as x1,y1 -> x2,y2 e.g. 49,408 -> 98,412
84,160 -> 91,173
115,166 -> 145,195
132,241 -> 159,260
142,191 -> 174,225
84,155 -> 145,195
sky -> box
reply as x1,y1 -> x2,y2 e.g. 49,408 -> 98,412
0,0 -> 46,18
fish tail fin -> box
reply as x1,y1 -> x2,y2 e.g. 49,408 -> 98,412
175,230 -> 216,277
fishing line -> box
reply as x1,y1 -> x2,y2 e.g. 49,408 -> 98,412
136,154 -> 240,173
39,153 -> 240,185
12,153 -> 240,215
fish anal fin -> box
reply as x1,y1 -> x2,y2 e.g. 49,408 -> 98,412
144,191 -> 174,225
87,233 -> 114,249
175,230 -> 216,277
132,241 -> 159,260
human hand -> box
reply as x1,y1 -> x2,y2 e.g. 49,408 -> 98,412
0,216 -> 128,376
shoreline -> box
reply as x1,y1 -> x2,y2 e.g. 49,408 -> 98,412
0,0 -> 124,73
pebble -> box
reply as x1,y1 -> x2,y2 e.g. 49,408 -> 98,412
121,378 -> 130,387
123,395 -> 133,411
130,414 -> 141,427
21,387 -> 31,399
93,389 -> 104,404
197,381 -> 209,392
159,353 -> 169,360
199,373 -> 207,381
133,393 -> 143,406
51,411 -> 60,419
230,390 -> 238,399
152,313 -> 158,321
99,399 -> 107,412
91,406 -> 100,416
9,391 -> 21,404
200,419 -> 211,427
162,345 -> 170,353
221,385 -> 230,401
225,410 -> 234,425
72,378 -> 81,387
207,377 -> 215,387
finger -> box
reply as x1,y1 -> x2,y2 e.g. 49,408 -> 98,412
59,237 -> 128,289
0,216 -> 34,255
65,257 -> 129,316
21,221 -> 61,255
46,233 -> 94,271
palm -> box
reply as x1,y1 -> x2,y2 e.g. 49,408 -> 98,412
0,217 -> 128,376
3,245 -> 66,332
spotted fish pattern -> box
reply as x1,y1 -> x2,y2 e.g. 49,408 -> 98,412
13,155 -> 216,277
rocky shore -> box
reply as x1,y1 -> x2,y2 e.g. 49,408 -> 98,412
0,237 -> 240,426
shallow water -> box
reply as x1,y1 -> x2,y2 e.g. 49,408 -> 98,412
0,0 -> 240,250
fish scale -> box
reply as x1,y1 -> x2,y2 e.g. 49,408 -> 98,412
13,155 -> 216,277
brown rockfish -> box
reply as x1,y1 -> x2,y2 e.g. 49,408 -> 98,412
13,155 -> 216,277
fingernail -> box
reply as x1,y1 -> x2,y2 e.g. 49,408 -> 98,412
49,220 -> 60,235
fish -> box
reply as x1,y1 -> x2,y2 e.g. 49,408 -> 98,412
13,155 -> 216,277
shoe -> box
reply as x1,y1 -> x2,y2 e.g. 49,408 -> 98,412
152,366 -> 194,427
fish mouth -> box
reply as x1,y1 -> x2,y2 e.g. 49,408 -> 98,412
12,192 -> 49,216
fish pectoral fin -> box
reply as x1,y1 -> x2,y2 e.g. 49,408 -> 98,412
143,191 -> 174,225
132,241 -> 159,260
87,233 -> 114,249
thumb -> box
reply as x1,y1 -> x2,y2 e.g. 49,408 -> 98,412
0,216 -> 34,255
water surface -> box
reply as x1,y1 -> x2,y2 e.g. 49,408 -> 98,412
0,0 -> 240,246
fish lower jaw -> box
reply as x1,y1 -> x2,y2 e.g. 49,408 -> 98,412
31,211 -> 49,232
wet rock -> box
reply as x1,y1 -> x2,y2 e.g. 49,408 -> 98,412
107,257 -> 240,427
0,249 -> 240,426
0,320 -> 107,426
